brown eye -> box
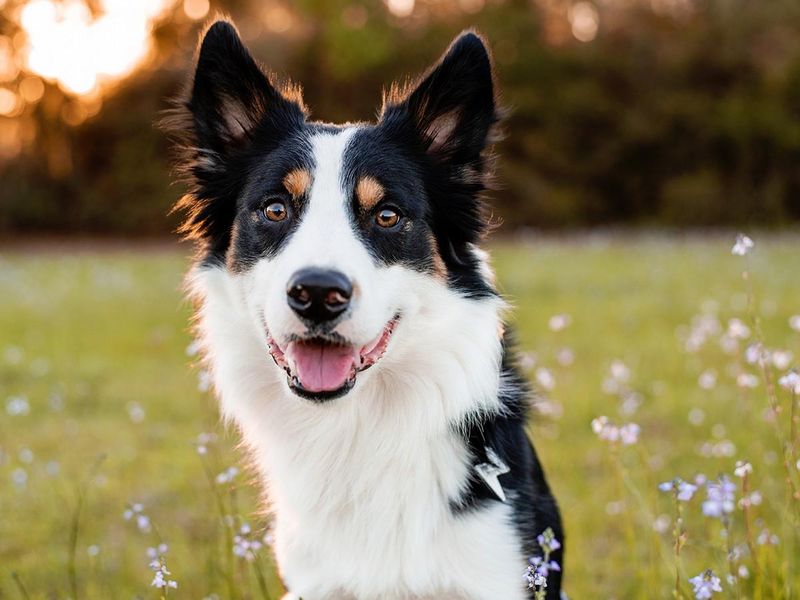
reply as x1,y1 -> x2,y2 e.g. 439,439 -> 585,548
376,208 -> 400,228
264,201 -> 287,222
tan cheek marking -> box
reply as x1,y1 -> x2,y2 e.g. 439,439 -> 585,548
283,168 -> 311,197
428,233 -> 448,281
356,176 -> 385,210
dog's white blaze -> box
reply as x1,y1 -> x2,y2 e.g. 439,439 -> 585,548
191,127 -> 528,599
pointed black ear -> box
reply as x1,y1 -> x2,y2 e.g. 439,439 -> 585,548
189,20 -> 306,156
381,31 -> 501,165
163,20 -> 306,254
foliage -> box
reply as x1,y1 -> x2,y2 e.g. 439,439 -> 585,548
2,0 -> 800,232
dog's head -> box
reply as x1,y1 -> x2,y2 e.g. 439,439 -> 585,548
170,21 -> 503,403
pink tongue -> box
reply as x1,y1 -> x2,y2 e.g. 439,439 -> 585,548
285,341 -> 356,392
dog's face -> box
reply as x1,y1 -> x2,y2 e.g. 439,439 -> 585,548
172,22 -> 501,402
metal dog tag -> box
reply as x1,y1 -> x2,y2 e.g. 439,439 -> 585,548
474,446 -> 510,502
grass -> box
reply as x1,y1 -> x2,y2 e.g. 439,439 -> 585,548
1,234 -> 798,599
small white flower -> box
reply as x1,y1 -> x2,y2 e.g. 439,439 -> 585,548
233,523 -> 264,561
18,448 -> 34,464
744,343 -> 767,365
620,391 -> 642,416
146,543 -> 169,559
689,569 -> 723,599
591,416 -> 608,434
87,545 -> 100,557
739,490 -> 762,507
556,347 -> 575,366
736,373 -> 759,389
535,367 -> 555,391
592,416 -> 639,445
216,466 -> 239,485
124,503 -> 151,532
618,423 -> 640,445
688,408 -> 705,426
610,360 -> 631,382
548,314 -> 571,332
197,432 -> 217,445
737,565 -> 749,579
731,233 -> 754,256
136,514 -> 151,533
126,401 -> 145,424
727,318 -> 751,340
11,467 -> 28,488
652,514 -> 671,534
658,478 -> 697,501
150,557 -> 178,589
757,528 -> 779,545
771,349 -> 793,371
698,370 -> 717,390
790,315 -> 800,333
778,371 -> 800,394
6,395 -> 30,416
734,461 -> 752,478
702,476 -> 736,518
519,352 -> 537,371
677,481 -> 698,501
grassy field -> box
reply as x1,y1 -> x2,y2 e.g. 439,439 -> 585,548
1,234 -> 799,599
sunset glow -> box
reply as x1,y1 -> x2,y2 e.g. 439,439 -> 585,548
19,0 -> 179,96
385,0 -> 415,18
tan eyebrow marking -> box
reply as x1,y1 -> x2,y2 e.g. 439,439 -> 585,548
428,233 -> 447,281
283,168 -> 311,197
355,175 -> 385,210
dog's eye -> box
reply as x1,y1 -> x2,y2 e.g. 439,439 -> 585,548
264,201 -> 287,222
375,208 -> 400,229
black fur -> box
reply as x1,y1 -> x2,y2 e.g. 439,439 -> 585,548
452,338 -> 564,600
164,20 -> 309,265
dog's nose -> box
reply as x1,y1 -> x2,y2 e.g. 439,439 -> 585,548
286,268 -> 353,323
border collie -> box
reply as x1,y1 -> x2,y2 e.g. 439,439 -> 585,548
167,19 -> 563,599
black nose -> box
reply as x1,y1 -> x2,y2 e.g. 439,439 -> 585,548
286,268 -> 353,323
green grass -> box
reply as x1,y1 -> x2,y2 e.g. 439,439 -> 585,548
1,235 -> 798,599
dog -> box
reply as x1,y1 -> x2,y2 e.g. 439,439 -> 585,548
166,19 -> 564,600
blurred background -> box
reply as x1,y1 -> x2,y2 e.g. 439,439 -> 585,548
2,0 -> 800,235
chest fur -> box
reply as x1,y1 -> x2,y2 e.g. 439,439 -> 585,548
235,398 -> 527,600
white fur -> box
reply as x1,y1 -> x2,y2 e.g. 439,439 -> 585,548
189,129 -> 529,599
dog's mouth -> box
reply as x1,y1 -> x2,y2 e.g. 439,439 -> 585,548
266,316 -> 399,401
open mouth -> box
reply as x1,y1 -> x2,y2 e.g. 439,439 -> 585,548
266,316 -> 399,401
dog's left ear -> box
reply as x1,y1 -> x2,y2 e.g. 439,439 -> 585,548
380,31 -> 500,167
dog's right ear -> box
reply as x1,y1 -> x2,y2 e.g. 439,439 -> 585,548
165,20 -> 306,251
188,20 -> 306,158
